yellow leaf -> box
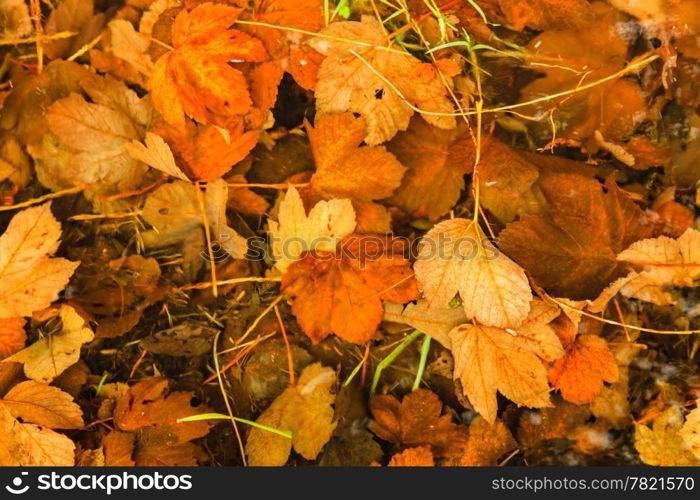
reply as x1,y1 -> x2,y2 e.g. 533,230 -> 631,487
2,381 -> 84,429
125,132 -> 189,181
268,185 -> 356,273
383,300 -> 467,349
680,402 -> 700,460
0,203 -> 78,318
635,405 -> 700,466
414,218 -> 532,328
0,403 -> 74,466
449,304 -> 561,424
246,363 -> 337,466
4,305 -> 94,383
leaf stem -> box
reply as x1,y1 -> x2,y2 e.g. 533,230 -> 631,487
370,329 -> 422,396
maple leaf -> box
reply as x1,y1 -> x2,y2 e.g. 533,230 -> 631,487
0,318 -> 26,360
385,116 -> 470,221
268,185 -> 356,273
383,300 -> 467,349
1,381 -> 83,429
368,389 -> 468,457
547,335 -> 619,405
680,402 -> 700,460
4,305 -> 94,383
0,403 -> 74,466
309,16 -> 457,145
282,234 -> 419,344
149,3 -> 267,130
499,175 -> 655,300
635,405 -> 700,466
0,203 -> 78,319
458,417 -> 517,466
449,302 -> 563,424
246,363 -> 337,466
387,446 -> 435,466
414,218 -> 532,329
305,112 -> 406,233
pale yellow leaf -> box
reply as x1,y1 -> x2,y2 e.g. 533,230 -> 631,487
449,317 -> 555,424
4,305 -> 94,383
680,402 -> 700,460
383,300 -> 466,349
414,218 -> 532,329
0,203 -> 79,318
268,185 -> 356,273
125,132 -> 189,181
635,405 -> 700,466
109,19 -> 154,76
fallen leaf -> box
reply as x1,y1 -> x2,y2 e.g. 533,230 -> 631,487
385,116 -> 470,221
310,16 -> 456,145
414,218 -> 532,329
0,403 -> 74,466
635,405 -> 700,466
125,132 -> 189,181
268,185 -> 356,273
246,363 -> 337,466
282,234 -> 419,344
4,305 -> 94,383
0,203 -> 79,318
305,112 -> 406,233
449,304 -> 562,424
458,416 -> 517,466
497,0 -> 594,30
383,300 -> 467,349
149,3 -> 267,130
499,175 -> 654,300
387,446 -> 434,466
368,389 -> 468,457
1,381 -> 84,429
679,402 -> 700,460
548,335 -> 619,405
0,318 -> 26,360
518,401 -> 591,448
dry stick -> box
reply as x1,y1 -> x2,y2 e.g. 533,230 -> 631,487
0,30 -> 76,46
180,276 -> 281,291
67,33 -> 103,61
195,181 -> 218,298
274,305 -> 295,386
0,185 -> 85,211
100,176 -> 168,202
613,298 -> 632,342
29,0 -> 44,74
211,330 -> 247,466
128,349 -> 149,380
227,182 -> 309,189
235,295 -> 284,346
550,296 -> 700,335
201,335 -> 264,387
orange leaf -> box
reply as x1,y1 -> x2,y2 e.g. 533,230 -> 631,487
548,335 -> 619,404
149,3 -> 267,130
282,234 -> 419,344
387,446 -> 435,466
0,318 -> 26,360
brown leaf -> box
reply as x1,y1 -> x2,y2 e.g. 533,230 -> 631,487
368,389 -> 468,458
387,446 -> 435,466
458,416 -> 517,466
499,175 -> 655,300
